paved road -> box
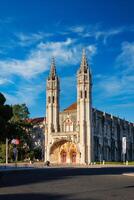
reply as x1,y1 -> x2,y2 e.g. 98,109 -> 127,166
0,167 -> 134,200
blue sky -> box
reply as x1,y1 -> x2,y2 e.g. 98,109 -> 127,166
0,0 -> 134,122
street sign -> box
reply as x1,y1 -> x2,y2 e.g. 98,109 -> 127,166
11,139 -> 20,145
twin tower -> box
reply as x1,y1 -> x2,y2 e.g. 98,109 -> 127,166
45,50 -> 93,164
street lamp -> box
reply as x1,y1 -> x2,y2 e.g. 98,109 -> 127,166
6,138 -> 8,165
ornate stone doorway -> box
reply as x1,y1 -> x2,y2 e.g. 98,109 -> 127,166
49,139 -> 80,164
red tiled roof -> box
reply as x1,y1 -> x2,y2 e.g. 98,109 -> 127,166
64,102 -> 77,111
27,117 -> 45,124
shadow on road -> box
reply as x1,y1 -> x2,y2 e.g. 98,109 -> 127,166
0,192 -> 98,200
0,167 -> 134,188
124,185 -> 134,188
0,193 -> 69,200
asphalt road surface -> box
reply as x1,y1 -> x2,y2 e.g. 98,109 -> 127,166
0,167 -> 134,200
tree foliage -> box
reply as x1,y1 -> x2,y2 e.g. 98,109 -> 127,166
11,103 -> 30,122
0,93 -> 6,105
0,93 -> 13,140
9,103 -> 32,144
0,93 -> 32,142
0,93 -> 40,162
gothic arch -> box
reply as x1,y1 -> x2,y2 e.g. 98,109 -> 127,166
49,139 -> 69,155
49,139 -> 80,164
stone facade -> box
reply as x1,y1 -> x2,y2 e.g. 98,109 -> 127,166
28,117 -> 45,150
44,50 -> 134,164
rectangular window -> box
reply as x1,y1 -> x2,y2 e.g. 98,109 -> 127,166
80,91 -> 82,98
48,96 -> 51,103
85,90 -> 87,98
53,96 -> 55,103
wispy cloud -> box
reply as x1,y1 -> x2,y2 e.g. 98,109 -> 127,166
1,21 -> 133,120
116,41 -> 134,74
15,32 -> 53,47
0,38 -> 97,79
0,77 -> 14,85
69,25 -> 86,34
93,27 -> 124,44
93,41 -> 134,116
4,79 -> 44,107
67,24 -> 134,44
0,36 -> 96,110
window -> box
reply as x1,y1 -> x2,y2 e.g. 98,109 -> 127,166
64,118 -> 73,132
48,96 -> 51,103
80,91 -> 82,98
85,90 -> 87,98
53,96 -> 55,103
84,74 -> 87,80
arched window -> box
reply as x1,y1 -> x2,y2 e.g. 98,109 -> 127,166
64,118 -> 73,132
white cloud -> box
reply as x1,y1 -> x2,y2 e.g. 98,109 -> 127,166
0,77 -> 14,85
68,25 -> 126,44
15,32 -> 53,47
69,25 -> 85,33
116,42 -> 134,74
94,42 -> 134,110
94,28 -> 124,44
4,80 -> 44,107
0,38 -> 97,79
0,37 -> 96,109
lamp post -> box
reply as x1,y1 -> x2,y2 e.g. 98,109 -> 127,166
6,138 -> 8,165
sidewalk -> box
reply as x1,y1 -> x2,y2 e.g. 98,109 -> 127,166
123,173 -> 134,176
0,162 -> 134,171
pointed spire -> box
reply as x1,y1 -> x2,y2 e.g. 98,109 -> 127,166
80,48 -> 88,72
49,57 -> 56,79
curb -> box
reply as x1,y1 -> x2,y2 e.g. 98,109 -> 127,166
123,173 -> 134,177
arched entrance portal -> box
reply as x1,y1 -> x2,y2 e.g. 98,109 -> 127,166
49,140 -> 80,164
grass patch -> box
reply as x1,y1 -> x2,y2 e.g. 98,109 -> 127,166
95,161 -> 134,165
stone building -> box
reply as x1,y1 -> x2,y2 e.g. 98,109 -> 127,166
27,117 -> 45,160
44,50 -> 134,164
28,117 -> 45,150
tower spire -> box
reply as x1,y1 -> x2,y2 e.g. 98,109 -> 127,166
49,57 -> 56,79
80,48 -> 88,72
77,48 -> 93,164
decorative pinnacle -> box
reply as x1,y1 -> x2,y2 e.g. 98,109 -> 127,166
80,48 -> 88,72
50,57 -> 56,79
82,48 -> 86,57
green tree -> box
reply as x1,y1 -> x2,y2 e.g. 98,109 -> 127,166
11,104 -> 29,122
0,93 -> 13,141
0,144 -> 6,162
0,93 -> 33,162
9,104 -> 34,161
9,103 -> 32,144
